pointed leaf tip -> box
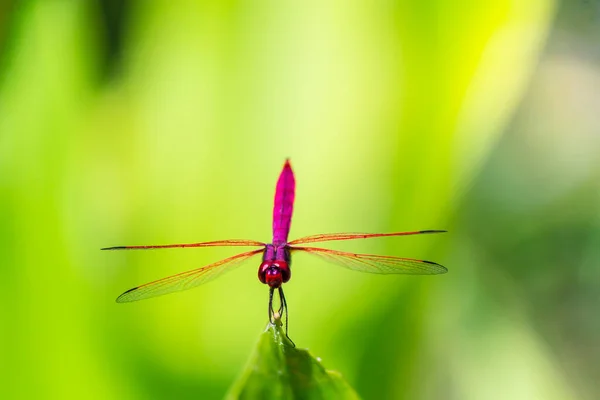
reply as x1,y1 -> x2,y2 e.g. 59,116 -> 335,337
227,323 -> 360,399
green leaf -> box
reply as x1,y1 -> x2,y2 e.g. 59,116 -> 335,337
227,321 -> 361,400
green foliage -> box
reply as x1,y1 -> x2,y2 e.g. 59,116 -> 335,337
4,1 -> 596,399
227,321 -> 360,400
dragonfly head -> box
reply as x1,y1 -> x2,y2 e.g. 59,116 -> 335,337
258,261 -> 291,288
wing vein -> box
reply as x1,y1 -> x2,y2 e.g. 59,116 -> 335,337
288,230 -> 446,245
291,246 -> 447,275
116,248 -> 264,302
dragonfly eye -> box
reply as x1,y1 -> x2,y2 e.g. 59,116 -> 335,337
258,261 -> 269,284
264,267 -> 283,288
273,261 -> 291,283
258,261 -> 282,287
258,261 -> 289,288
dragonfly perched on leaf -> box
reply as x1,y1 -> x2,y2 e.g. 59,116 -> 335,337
104,160 -> 447,337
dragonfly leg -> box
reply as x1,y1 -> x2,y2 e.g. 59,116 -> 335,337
277,291 -> 285,315
268,287 -> 275,324
277,287 -> 287,330
267,286 -> 295,346
278,287 -> 295,347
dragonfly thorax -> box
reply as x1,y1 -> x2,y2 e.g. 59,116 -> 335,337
258,260 -> 291,288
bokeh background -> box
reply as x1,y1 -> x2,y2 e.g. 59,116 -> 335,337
1,0 -> 599,399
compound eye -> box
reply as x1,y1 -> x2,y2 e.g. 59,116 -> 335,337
258,261 -> 271,284
273,261 -> 291,283
265,267 -> 283,288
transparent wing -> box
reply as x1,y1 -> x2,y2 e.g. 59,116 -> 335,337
292,246 -> 447,275
116,249 -> 264,303
288,230 -> 446,245
102,239 -> 265,251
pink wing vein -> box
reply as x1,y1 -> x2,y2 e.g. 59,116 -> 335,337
288,230 -> 446,245
116,249 -> 264,303
102,239 -> 265,251
291,246 -> 447,275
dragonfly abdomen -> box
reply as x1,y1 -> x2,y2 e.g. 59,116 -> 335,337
272,159 -> 295,245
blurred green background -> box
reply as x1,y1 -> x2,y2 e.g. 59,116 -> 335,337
1,0 -> 599,399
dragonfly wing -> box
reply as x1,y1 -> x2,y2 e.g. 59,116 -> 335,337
103,239 -> 265,251
291,246 -> 447,275
288,230 -> 446,245
116,249 -> 264,303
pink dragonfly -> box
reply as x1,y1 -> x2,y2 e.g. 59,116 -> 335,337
104,160 -> 447,335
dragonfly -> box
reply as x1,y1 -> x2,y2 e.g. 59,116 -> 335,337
104,159 -> 447,337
